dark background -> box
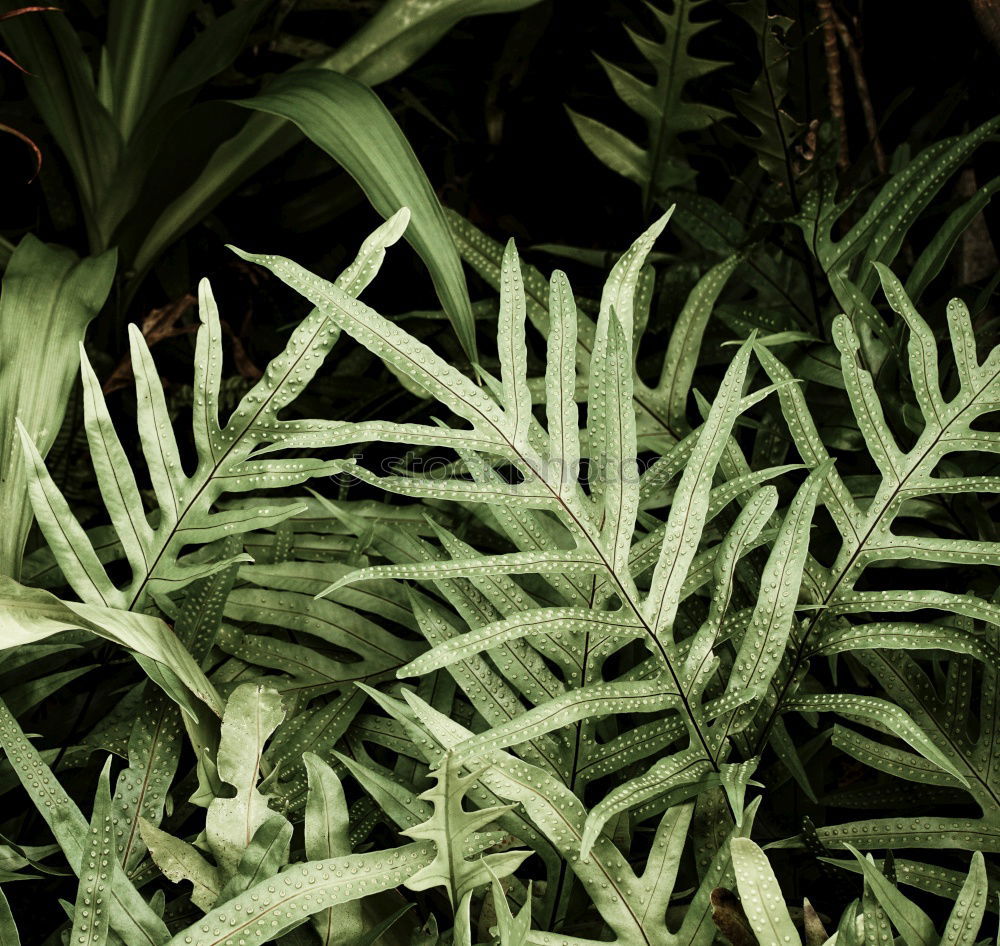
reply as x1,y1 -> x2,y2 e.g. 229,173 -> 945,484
3,0 -> 998,351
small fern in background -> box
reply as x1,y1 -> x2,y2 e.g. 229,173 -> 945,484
567,0 -> 730,207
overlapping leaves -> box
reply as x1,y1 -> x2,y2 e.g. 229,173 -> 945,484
230,214 -> 974,944
17,211 -> 418,611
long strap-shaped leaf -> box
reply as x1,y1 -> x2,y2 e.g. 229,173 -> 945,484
0,236 -> 116,578
131,0 -> 544,291
234,71 -> 477,360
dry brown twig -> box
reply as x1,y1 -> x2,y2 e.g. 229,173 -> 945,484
830,8 -> 887,174
817,0 -> 849,169
102,294 -> 197,394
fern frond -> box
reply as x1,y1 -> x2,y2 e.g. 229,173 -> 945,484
801,117 -> 1000,326
402,752 -> 529,915
752,264 -> 1000,851
447,208 -> 744,449
359,685 -> 760,946
813,648 -> 1000,853
18,211 -> 414,611
232,216 -> 890,934
567,0 -> 729,206
731,0 -> 802,194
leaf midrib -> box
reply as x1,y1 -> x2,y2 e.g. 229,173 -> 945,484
314,287 -> 726,784
125,316 -> 330,610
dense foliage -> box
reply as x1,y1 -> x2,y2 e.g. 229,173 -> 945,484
0,1 -> 998,944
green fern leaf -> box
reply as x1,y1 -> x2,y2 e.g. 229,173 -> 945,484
19,213 -> 413,613
801,117 -> 1000,310
163,843 -> 435,946
68,760 -> 115,946
206,683 -> 288,879
729,838 -> 799,946
138,818 -> 221,912
0,698 -> 169,946
567,0 -> 729,206
731,0 -> 802,192
402,751 -> 529,945
750,269 -> 1000,829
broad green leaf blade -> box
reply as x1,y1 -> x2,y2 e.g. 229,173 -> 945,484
65,598 -> 223,717
335,206 -> 411,298
906,176 -> 1000,301
304,753 -> 364,946
318,550 -> 605,596
597,210 -> 671,343
567,107 -> 647,186
832,316 -> 904,481
0,577 -> 222,716
730,838 -> 799,946
138,818 -> 220,912
939,852 -> 988,946
0,887 -> 18,946
873,264 -> 945,429
0,238 -> 116,577
164,843 -> 435,946
809,621 -> 995,663
192,278 -> 224,464
0,12 -> 123,245
445,679 -> 681,764
206,684 -> 286,878
104,0 -> 193,138
862,880 -> 891,946
635,803 -> 692,929
232,70 -> 476,359
216,815 -> 293,903
146,0 -> 270,114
